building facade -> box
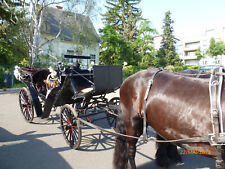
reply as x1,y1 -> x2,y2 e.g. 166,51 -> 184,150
40,7 -> 100,68
179,25 -> 225,66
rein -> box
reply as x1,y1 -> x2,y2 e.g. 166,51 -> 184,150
78,117 -> 210,143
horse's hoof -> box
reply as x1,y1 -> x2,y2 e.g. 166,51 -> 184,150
176,161 -> 184,166
170,154 -> 182,165
155,156 -> 170,168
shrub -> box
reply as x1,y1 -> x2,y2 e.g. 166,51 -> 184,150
172,65 -> 200,72
123,65 -> 149,79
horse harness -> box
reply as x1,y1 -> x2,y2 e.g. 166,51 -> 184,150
142,67 -> 225,168
142,69 -> 162,142
143,67 -> 225,145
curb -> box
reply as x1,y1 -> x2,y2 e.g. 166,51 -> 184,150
0,88 -> 20,95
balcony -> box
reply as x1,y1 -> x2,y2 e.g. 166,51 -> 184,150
183,45 -> 200,52
180,55 -> 197,60
183,41 -> 200,51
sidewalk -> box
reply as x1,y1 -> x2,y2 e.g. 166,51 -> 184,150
0,88 -> 20,95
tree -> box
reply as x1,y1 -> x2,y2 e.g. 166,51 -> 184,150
136,20 -> 156,67
99,24 -> 133,65
195,48 -> 205,60
102,0 -> 143,41
100,0 -> 155,66
207,37 -> 225,57
0,0 -> 28,66
157,11 -> 182,67
2,0 -> 99,67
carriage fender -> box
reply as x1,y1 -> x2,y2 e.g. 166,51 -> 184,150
28,87 -> 43,117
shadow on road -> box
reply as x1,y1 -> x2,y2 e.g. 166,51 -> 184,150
138,154 -> 216,169
137,150 -> 216,169
0,127 -> 72,169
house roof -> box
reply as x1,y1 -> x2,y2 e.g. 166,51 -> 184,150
41,7 -> 100,44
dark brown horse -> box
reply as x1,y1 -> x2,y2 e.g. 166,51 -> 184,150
113,68 -> 225,169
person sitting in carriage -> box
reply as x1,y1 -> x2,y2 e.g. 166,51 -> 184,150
44,66 -> 60,98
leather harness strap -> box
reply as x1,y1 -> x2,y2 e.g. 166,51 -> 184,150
209,66 -> 225,169
143,69 -> 162,143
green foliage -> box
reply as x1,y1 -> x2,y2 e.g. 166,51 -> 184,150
171,66 -> 183,72
102,0 -> 143,41
19,58 -> 29,67
122,63 -> 201,79
99,24 -> 134,65
0,0 -> 28,66
0,0 -> 22,23
13,81 -> 25,88
0,65 -> 25,89
100,1 -> 155,66
136,20 -> 157,67
171,65 -> 200,72
157,11 -> 182,68
207,37 -> 225,57
123,65 -> 149,79
195,48 -> 205,60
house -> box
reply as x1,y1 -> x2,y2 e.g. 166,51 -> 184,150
40,6 -> 100,68
179,25 -> 225,66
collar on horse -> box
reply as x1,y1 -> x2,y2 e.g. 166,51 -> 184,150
143,69 -> 162,143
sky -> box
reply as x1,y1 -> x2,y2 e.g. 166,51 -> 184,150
95,0 -> 225,39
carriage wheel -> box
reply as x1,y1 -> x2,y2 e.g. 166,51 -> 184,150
107,97 -> 120,128
60,104 -> 81,149
19,87 -> 34,123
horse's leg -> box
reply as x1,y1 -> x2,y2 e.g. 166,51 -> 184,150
126,116 -> 143,169
127,138 -> 138,169
113,113 -> 129,169
167,142 -> 182,164
155,134 -> 182,167
155,134 -> 181,168
155,134 -> 171,168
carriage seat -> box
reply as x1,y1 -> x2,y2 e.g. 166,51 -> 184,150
32,69 -> 50,96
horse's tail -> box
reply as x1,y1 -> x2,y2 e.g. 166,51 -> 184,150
113,107 -> 128,169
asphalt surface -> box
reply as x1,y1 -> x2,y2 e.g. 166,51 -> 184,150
0,91 -> 217,169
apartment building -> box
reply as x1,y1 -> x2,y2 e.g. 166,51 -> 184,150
179,25 -> 225,66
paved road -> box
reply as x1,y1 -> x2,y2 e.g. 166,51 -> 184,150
0,91 -> 216,169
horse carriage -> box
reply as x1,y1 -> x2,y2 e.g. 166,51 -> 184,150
16,54 -> 225,169
15,55 -> 122,149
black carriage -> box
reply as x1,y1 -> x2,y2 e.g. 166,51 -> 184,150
15,55 -> 122,149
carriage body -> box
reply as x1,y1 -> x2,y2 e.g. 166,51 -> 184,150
15,60 -> 122,123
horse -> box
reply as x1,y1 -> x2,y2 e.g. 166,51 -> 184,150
113,68 -> 225,169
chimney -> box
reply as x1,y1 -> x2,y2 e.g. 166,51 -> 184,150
56,6 -> 63,10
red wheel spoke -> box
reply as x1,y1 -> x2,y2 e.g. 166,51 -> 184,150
60,105 -> 81,149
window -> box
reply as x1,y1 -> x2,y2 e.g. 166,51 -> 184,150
185,50 -> 196,57
67,49 -> 74,54
185,41 -> 200,48
203,60 -> 207,65
216,60 -> 220,64
90,54 -> 96,64
67,50 -> 75,63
